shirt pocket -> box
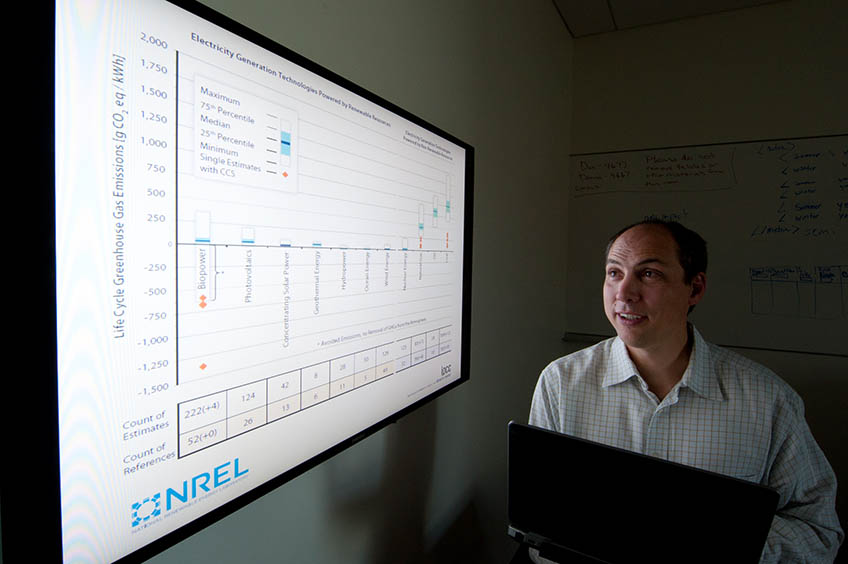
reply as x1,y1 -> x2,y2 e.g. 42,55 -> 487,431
672,418 -> 768,482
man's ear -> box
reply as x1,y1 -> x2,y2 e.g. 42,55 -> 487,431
689,272 -> 707,307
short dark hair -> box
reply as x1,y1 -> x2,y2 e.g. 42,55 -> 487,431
604,220 -> 708,284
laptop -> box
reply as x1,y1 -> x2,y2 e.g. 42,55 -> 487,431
507,422 -> 780,564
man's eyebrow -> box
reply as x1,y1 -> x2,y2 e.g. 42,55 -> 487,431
605,257 -> 669,266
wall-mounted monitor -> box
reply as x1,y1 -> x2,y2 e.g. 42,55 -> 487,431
8,1 -> 472,561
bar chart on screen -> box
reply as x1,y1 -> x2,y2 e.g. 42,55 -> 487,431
174,54 -> 461,455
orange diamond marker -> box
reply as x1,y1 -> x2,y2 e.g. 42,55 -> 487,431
199,295 -> 208,309
283,171 -> 289,178
200,363 -> 207,370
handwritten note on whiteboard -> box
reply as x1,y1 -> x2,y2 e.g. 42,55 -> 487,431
573,146 -> 737,196
566,134 -> 847,355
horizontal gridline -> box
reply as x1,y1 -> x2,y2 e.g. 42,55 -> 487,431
174,242 -> 454,254
175,186 -> 452,234
175,164 -> 448,212
177,279 -> 453,298
177,297 -> 453,347
179,274 -> 452,293
175,219 -> 452,246
178,291 -> 454,326
176,310 -> 454,384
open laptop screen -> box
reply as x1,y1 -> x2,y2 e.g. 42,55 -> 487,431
507,422 -> 779,564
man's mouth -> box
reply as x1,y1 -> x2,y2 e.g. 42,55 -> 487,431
617,312 -> 646,323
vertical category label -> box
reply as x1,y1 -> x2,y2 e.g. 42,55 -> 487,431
194,75 -> 299,192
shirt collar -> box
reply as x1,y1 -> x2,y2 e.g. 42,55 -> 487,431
681,325 -> 724,401
602,325 -> 725,402
603,337 -> 640,388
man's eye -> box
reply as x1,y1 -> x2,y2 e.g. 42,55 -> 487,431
607,270 -> 619,278
643,270 -> 659,279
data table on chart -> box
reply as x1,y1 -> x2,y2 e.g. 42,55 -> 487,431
177,326 -> 452,456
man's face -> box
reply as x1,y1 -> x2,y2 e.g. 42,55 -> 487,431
603,224 -> 705,354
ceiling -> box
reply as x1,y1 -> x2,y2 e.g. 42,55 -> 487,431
552,0 -> 785,37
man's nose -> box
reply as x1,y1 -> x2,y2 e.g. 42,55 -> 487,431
616,273 -> 640,302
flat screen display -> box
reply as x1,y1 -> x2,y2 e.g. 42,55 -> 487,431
52,1 -> 472,561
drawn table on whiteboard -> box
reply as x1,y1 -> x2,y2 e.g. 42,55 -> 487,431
750,265 -> 848,318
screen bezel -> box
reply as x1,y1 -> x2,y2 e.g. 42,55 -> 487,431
1,1 -> 473,561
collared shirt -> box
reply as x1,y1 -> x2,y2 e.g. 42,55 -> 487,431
529,326 -> 843,563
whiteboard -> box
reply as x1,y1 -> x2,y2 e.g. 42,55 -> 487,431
566,135 -> 847,356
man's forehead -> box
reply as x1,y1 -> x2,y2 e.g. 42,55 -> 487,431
607,225 -> 680,265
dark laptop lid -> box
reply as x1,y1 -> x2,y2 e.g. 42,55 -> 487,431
507,422 -> 780,564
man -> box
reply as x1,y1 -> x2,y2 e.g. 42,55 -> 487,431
529,220 -> 843,562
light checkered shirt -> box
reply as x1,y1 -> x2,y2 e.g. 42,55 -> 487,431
529,326 -> 843,563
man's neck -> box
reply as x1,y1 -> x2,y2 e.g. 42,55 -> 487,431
627,327 -> 693,401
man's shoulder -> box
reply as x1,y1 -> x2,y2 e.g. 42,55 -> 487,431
700,337 -> 803,411
541,337 -> 618,380
533,337 -> 619,411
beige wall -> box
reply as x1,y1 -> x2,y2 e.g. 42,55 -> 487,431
569,0 -> 848,547
572,0 -> 847,152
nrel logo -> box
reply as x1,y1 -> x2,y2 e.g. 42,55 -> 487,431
131,493 -> 161,527
131,458 -> 248,527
